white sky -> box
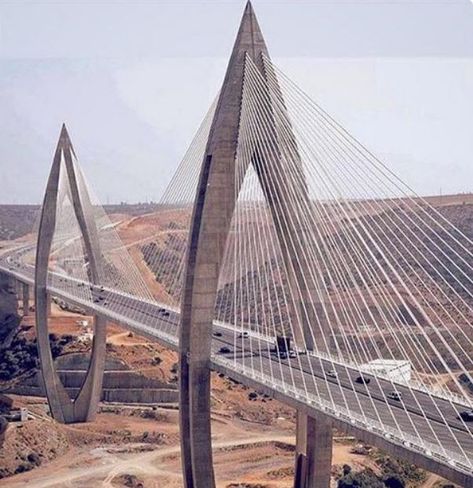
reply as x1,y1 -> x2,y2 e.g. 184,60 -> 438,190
0,0 -> 472,203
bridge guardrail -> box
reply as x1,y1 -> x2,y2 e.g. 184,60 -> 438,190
212,355 -> 473,476
2,255 -> 472,473
214,319 -> 472,409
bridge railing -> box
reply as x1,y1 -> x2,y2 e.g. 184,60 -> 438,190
304,349 -> 473,409
212,355 -> 473,476
214,319 -> 472,409
2,257 -> 470,410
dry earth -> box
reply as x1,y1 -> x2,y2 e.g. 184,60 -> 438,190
0,398 -> 373,488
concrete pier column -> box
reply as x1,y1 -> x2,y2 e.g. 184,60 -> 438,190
73,314 -> 107,422
22,283 -> 30,316
294,411 -> 333,488
15,280 -> 22,305
46,292 -> 51,316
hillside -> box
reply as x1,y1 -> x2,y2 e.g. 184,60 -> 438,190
124,194 -> 473,377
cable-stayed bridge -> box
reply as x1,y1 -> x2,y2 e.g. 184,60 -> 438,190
1,3 -> 472,488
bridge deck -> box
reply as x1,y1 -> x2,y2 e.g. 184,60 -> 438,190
1,252 -> 472,483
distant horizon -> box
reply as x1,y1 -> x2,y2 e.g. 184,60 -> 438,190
1,190 -> 472,207
1,1 -> 472,204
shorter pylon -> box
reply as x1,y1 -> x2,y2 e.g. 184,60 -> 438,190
35,124 -> 107,423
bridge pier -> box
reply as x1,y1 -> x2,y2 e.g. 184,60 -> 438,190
15,279 -> 22,307
22,283 -> 30,316
295,412 -> 333,488
73,314 -> 107,422
46,292 -> 51,317
5,276 -> 16,303
178,2 -> 323,486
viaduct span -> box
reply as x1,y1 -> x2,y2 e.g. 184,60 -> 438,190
1,3 -> 472,488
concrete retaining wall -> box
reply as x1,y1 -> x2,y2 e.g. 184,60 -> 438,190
9,352 -> 177,405
9,384 -> 178,404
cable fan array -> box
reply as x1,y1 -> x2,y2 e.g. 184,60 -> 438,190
139,98 -> 218,309
46,151 -> 155,309
16,98 -> 218,343
9,52 -> 472,473
214,53 -> 473,467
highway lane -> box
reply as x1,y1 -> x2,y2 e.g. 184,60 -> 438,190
87,286 -> 473,437
92,287 -> 473,464
1,252 -> 473,469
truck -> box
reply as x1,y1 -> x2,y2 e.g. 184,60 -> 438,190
277,335 -> 291,354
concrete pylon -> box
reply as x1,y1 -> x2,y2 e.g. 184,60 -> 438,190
35,124 -> 107,423
179,2 -> 326,487
179,3 -> 269,487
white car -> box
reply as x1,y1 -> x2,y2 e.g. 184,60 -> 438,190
326,370 -> 338,378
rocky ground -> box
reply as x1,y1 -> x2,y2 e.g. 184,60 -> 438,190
0,394 -> 433,488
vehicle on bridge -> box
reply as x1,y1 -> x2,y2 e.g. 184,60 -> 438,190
387,391 -> 403,401
459,410 -> 473,422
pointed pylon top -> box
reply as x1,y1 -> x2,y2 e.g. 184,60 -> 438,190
57,122 -> 76,157
231,0 -> 269,66
204,1 -> 271,156
59,123 -> 71,146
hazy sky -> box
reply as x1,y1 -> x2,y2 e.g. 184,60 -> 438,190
0,0 -> 472,204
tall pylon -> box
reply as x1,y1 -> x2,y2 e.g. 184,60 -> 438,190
178,2 -> 328,487
35,124 -> 107,423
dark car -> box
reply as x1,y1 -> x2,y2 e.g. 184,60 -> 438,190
459,410 -> 473,422
355,375 -> 371,384
219,346 -> 231,354
387,391 -> 402,401
213,331 -> 223,337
